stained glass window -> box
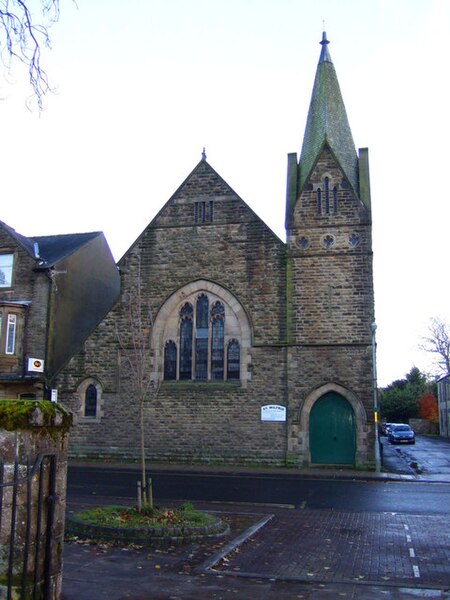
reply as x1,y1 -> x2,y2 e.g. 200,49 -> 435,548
173,296 -> 240,382
227,340 -> 240,379
164,340 -> 177,380
179,303 -> 193,380
195,295 -> 209,380
211,315 -> 224,380
85,384 -> 97,417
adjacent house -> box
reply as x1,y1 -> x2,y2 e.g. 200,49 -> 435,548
58,33 -> 377,468
0,221 -> 120,400
437,376 -> 450,437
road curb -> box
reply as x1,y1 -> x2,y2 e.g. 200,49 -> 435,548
195,513 -> 274,573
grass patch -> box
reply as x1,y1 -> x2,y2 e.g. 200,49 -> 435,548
73,502 -> 216,529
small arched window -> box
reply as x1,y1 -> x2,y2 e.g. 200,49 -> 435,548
164,340 -> 177,380
324,177 -> 330,214
316,188 -> 322,214
77,378 -> 103,422
227,339 -> 240,380
84,384 -> 97,418
317,178 -> 338,216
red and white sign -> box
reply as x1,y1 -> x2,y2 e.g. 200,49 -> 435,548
27,358 -> 45,373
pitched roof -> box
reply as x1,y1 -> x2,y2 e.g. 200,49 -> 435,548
0,220 -> 102,268
33,232 -> 102,267
299,32 -> 359,196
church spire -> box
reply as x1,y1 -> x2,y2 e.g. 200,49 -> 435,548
298,32 -> 359,198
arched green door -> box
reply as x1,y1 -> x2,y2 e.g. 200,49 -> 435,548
310,392 -> 356,464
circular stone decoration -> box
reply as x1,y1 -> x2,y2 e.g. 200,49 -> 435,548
321,234 -> 335,249
297,236 -> 309,249
348,233 -> 360,248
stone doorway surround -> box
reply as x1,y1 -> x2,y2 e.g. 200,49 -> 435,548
294,383 -> 369,467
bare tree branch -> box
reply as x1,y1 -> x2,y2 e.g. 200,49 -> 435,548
0,0 -> 61,110
420,317 -> 450,378
116,253 -> 160,510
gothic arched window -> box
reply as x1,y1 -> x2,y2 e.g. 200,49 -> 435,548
85,384 -> 97,418
211,316 -> 224,380
77,378 -> 103,422
316,188 -> 322,214
164,294 -> 241,382
324,177 -> 330,214
227,339 -> 240,380
179,302 -> 193,380
195,294 -> 209,380
164,340 -> 177,380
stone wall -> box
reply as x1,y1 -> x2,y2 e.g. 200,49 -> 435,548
58,161 -> 289,465
285,147 -> 375,467
0,400 -> 72,600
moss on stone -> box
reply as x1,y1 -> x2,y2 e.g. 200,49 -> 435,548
0,400 -> 72,432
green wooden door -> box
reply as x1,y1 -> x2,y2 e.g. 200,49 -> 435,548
310,392 -> 356,465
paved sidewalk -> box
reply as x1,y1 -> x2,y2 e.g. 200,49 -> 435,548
62,449 -> 450,599
62,502 -> 450,600
205,509 -> 450,587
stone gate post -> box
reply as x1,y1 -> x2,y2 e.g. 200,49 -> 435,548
0,400 -> 72,600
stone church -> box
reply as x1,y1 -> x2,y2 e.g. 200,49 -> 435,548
58,33 -> 376,468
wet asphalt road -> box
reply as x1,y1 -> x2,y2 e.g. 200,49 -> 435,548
63,435 -> 450,600
67,435 -> 450,515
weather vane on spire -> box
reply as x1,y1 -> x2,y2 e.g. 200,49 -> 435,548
202,147 -> 207,161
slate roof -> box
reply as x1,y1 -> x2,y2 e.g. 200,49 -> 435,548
0,220 -> 101,268
299,32 -> 359,197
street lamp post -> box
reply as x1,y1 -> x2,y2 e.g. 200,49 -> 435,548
371,322 -> 381,472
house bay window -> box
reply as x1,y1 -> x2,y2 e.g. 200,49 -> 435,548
5,314 -> 16,354
0,306 -> 23,357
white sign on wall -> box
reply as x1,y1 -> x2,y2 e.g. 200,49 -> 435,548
27,358 -> 44,373
261,405 -> 286,422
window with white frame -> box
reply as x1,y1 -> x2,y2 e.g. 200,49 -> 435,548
0,254 -> 14,288
5,314 -> 16,354
0,308 -> 22,356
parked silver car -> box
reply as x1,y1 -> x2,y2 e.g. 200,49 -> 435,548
388,423 -> 415,444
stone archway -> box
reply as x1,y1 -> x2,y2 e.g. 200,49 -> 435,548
309,392 -> 355,464
299,383 -> 368,466
151,279 -> 252,387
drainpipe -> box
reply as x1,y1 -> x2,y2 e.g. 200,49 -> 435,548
371,322 -> 381,472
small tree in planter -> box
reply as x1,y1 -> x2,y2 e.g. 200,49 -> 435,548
116,253 -> 159,510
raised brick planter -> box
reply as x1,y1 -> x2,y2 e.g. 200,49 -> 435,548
66,511 -> 230,546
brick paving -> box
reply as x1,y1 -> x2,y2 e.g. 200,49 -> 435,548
210,509 -> 450,588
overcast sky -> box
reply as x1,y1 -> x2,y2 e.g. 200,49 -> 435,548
1,0 -> 449,387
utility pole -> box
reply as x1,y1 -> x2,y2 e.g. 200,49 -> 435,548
371,322 -> 381,472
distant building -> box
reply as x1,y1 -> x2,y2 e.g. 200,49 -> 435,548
59,33 -> 376,468
0,221 -> 119,400
437,376 -> 450,437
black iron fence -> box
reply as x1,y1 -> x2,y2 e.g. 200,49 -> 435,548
0,453 -> 57,600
